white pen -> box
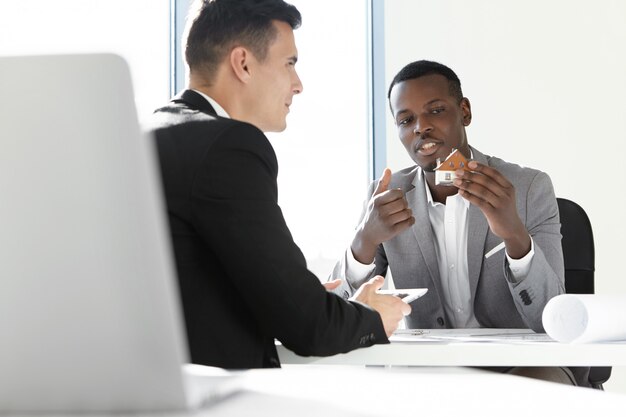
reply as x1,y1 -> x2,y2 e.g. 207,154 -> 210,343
485,242 -> 506,259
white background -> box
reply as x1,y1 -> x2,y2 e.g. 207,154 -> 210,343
268,0 -> 371,279
0,0 -> 170,124
383,0 -> 626,394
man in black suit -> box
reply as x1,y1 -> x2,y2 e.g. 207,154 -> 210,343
149,0 -> 410,369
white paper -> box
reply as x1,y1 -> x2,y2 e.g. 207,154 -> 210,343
542,294 -> 626,343
390,328 -> 554,344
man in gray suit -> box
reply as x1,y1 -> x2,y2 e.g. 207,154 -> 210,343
331,60 -> 588,386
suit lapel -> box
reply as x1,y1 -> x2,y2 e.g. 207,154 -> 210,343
467,204 -> 489,298
407,171 -> 443,298
467,147 -> 490,298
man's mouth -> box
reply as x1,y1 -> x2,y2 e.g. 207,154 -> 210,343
417,140 -> 442,156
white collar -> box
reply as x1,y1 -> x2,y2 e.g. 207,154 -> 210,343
191,90 -> 230,118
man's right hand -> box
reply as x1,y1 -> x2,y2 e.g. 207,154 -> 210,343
351,276 -> 411,337
351,168 -> 415,264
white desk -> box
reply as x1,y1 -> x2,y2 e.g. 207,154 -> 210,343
157,367 -> 626,416
208,367 -> 626,416
277,329 -> 626,366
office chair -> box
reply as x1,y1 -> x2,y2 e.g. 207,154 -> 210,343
556,197 -> 611,390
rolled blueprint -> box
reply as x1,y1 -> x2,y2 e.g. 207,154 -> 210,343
542,294 -> 626,343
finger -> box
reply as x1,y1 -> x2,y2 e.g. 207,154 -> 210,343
323,279 -> 342,291
457,187 -> 497,211
458,165 -> 509,188
455,170 -> 510,199
394,215 -> 416,234
368,275 -> 385,291
376,193 -> 409,215
373,168 -> 392,196
387,209 -> 414,229
401,301 -> 412,316
454,178 -> 500,205
374,188 -> 407,208
466,161 -> 511,188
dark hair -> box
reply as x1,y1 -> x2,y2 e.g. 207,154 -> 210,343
387,60 -> 463,103
185,0 -> 301,81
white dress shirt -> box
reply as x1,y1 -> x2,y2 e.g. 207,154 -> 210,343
346,167 -> 535,328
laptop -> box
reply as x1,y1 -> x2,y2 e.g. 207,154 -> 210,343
0,54 -> 240,412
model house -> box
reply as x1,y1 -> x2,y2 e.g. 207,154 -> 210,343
435,148 -> 469,185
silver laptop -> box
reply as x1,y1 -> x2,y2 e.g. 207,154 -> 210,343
0,54 -> 239,412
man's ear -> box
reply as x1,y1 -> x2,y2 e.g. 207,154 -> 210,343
460,97 -> 472,126
229,47 -> 252,83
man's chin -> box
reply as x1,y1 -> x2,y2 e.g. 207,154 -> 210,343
262,122 -> 287,133
421,161 -> 438,173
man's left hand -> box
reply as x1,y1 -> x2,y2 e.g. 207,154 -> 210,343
453,161 -> 531,259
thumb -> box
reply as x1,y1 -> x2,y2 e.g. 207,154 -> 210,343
323,279 -> 342,291
373,168 -> 391,196
368,275 -> 385,292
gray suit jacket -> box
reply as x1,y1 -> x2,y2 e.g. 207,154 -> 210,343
332,147 -> 565,332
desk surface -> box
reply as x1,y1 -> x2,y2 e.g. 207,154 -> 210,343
209,367 -> 626,417
5,367 -> 626,416
277,329 -> 626,366
148,367 -> 626,416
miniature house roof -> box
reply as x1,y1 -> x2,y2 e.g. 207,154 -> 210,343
435,149 -> 468,172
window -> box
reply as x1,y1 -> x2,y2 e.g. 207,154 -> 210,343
173,0 -> 379,279
266,0 -> 371,278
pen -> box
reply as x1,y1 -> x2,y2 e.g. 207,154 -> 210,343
485,242 -> 506,259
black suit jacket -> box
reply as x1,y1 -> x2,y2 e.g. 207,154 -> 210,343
149,90 -> 387,369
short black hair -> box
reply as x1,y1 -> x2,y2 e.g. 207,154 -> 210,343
185,0 -> 301,81
387,60 -> 463,103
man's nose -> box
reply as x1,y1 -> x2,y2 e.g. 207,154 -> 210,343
413,118 -> 433,136
293,72 -> 303,95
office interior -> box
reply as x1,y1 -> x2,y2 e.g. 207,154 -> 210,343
2,0 -> 626,403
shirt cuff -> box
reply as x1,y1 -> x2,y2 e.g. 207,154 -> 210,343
346,247 -> 376,280
506,236 -> 535,282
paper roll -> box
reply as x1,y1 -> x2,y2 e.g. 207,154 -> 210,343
542,294 -> 626,343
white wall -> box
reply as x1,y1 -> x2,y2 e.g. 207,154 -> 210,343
0,0 -> 170,124
384,0 -> 626,393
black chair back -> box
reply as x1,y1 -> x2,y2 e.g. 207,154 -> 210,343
557,198 -> 594,294
556,198 -> 611,389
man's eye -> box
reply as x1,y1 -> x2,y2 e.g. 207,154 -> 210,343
431,107 -> 444,114
398,116 -> 413,126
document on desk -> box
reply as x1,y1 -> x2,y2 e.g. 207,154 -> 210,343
390,329 -> 555,344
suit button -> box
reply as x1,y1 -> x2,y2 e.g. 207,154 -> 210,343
437,317 -> 445,326
360,333 -> 375,344
520,290 -> 532,305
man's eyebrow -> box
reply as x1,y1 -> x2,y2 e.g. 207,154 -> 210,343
425,98 -> 443,106
394,109 -> 409,118
394,98 -> 444,117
